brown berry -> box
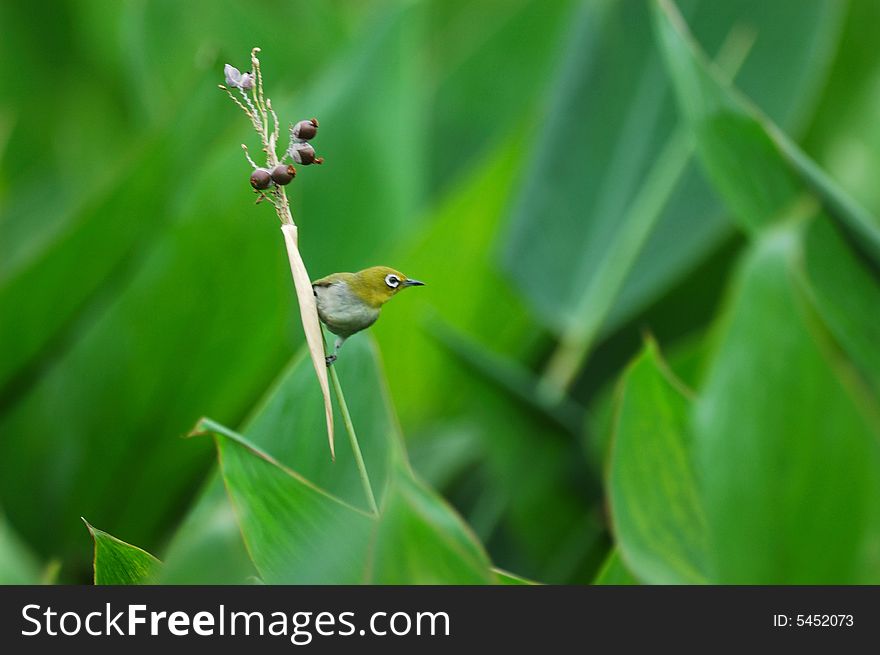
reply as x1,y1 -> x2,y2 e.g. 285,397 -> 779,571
250,168 -> 272,190
271,164 -> 297,185
293,118 -> 319,141
291,143 -> 319,165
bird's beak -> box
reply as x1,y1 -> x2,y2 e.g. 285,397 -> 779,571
403,279 -> 425,287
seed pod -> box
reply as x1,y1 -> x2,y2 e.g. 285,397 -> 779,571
250,168 -> 272,190
271,164 -> 297,185
292,118 -> 319,141
290,142 -> 321,165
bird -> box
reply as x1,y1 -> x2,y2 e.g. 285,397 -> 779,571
312,266 -> 424,365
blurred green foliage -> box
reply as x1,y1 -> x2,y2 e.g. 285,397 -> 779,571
1,0 -> 880,584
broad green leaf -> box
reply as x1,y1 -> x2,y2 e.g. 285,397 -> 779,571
775,131 -> 880,265
803,0 -> 880,217
694,230 -> 880,583
157,477 -> 256,585
365,462 -> 494,584
0,510 -> 42,584
654,0 -> 880,399
208,422 -> 374,584
654,0 -> 880,262
0,100 -> 206,394
585,329 -> 712,480
426,0 -> 573,194
168,336 -> 497,584
0,162 -> 288,562
502,0 -> 843,368
493,568 -> 539,586
162,337 -> 398,583
592,550 -> 639,586
243,338 -> 401,512
609,339 -> 708,584
199,420 -> 498,584
84,520 -> 161,585
800,217 -> 880,394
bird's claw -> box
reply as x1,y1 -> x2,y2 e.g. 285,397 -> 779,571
325,354 -> 337,367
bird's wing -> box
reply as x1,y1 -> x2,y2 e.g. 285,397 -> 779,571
311,272 -> 353,287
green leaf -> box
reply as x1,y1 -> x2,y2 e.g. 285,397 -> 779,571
84,520 -> 161,585
654,0 -> 880,462
776,130 -> 880,266
244,339 -> 402,512
694,230 -> 880,583
197,421 -> 498,584
365,463 -> 494,584
426,0 -> 573,193
800,217 -> 880,394
592,550 -> 639,586
208,422 -> 375,584
493,568 -> 539,585
175,333 -> 497,584
609,339 -> 709,584
0,510 -> 42,584
502,0 -> 843,361
161,336 -> 399,583
0,113 -> 198,394
654,0 -> 880,262
803,0 -> 880,217
157,476 -> 257,585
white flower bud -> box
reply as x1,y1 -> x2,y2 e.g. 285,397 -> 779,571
224,64 -> 243,88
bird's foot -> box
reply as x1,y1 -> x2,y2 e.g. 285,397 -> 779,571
325,354 -> 337,367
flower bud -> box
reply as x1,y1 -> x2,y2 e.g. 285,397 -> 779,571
271,164 -> 296,185
292,118 -> 319,141
250,168 -> 272,190
224,64 -> 242,88
289,142 -> 322,165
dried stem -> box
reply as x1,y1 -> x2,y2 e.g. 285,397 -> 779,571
221,47 -> 335,457
241,144 -> 259,170
219,85 -> 253,122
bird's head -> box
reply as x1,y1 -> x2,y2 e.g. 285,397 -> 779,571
350,266 -> 425,308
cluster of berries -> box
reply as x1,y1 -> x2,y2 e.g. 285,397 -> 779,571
250,118 -> 322,191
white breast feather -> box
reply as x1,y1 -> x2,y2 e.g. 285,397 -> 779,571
315,282 -> 380,337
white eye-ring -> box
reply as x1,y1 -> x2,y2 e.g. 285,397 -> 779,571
385,274 -> 400,289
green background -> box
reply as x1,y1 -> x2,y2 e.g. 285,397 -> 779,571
1,0 -> 879,584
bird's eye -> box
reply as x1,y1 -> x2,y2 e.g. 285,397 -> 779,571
385,274 -> 400,289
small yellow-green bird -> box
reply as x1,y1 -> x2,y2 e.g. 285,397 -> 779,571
312,266 -> 424,365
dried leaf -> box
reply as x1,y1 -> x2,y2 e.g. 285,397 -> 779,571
280,224 -> 334,458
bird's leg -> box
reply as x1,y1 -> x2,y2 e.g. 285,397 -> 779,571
324,337 -> 346,366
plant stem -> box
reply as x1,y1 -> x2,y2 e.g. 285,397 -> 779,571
328,361 -> 379,515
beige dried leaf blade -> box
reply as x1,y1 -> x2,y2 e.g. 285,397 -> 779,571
281,224 -> 335,459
